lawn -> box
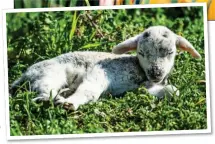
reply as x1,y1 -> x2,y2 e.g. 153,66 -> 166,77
7,6 -> 207,136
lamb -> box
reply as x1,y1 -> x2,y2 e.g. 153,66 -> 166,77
10,26 -> 201,111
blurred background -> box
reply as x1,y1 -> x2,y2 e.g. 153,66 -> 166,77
14,0 -> 214,20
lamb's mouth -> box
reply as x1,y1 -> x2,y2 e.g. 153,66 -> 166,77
148,76 -> 164,84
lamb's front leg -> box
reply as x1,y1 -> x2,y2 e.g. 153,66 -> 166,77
147,84 -> 179,98
55,66 -> 109,111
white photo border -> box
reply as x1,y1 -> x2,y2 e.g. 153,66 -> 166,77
2,3 -> 211,141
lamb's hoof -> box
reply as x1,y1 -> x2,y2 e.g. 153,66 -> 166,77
54,95 -> 78,111
63,102 -> 76,111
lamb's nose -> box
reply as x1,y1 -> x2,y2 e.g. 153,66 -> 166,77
148,65 -> 163,80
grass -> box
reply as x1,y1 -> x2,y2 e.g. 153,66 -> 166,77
7,7 -> 207,136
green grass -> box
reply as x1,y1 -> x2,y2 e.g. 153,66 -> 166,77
7,7 -> 207,136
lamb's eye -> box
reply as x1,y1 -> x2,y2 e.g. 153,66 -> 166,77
163,33 -> 168,38
168,51 -> 173,55
138,52 -> 145,57
143,32 -> 150,38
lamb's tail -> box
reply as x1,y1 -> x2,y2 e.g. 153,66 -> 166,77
9,75 -> 26,96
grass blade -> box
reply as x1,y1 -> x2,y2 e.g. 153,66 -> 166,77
81,43 -> 102,49
69,11 -> 79,40
85,0 -> 91,6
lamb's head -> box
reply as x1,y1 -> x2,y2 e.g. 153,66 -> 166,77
112,26 -> 201,83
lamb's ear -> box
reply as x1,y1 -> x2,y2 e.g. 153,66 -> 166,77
176,35 -> 201,59
112,34 -> 141,54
